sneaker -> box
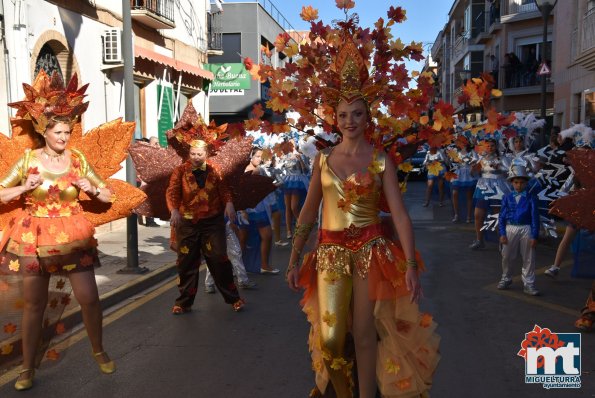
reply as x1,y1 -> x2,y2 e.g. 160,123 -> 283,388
274,240 -> 289,247
497,279 -> 512,290
469,240 -> 485,250
451,215 -> 459,223
544,266 -> 559,278
204,285 -> 216,294
523,285 -> 540,296
238,280 -> 258,289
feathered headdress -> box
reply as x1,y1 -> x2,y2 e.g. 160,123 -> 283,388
559,124 -> 594,148
8,70 -> 89,135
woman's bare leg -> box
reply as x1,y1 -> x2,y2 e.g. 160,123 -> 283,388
19,275 -> 50,380
424,180 -> 434,206
69,270 -> 108,363
271,210 -> 281,242
284,194 -> 293,237
258,225 -> 273,269
553,225 -> 577,267
452,188 -> 459,218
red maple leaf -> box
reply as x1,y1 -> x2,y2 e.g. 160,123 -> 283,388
80,254 -> 94,267
387,6 -> 406,23
60,294 -> 71,306
56,279 -> 66,290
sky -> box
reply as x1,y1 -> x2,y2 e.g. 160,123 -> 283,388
252,0 -> 454,72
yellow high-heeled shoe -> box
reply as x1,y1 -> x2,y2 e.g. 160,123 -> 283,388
93,351 -> 116,374
14,368 -> 35,391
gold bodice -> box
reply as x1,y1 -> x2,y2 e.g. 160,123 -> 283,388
0,149 -> 105,217
319,148 -> 385,231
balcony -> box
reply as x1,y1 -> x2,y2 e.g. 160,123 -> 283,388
131,0 -> 175,30
501,0 -> 539,23
575,8 -> 595,70
207,11 -> 223,55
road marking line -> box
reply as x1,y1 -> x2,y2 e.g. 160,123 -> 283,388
0,264 -> 204,388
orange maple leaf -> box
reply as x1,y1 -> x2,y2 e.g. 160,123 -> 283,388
3,323 -> 17,334
300,5 -> 319,21
46,349 -> 60,361
55,322 -> 66,335
252,103 -> 265,119
266,96 -> 289,113
335,0 -> 355,10
244,118 -> 261,132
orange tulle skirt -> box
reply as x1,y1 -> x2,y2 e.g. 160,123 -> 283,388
0,209 -> 100,275
298,224 -> 440,397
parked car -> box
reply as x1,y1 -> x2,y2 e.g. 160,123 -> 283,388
408,147 -> 428,180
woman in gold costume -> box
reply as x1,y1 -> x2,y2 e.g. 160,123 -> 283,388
0,72 -> 117,390
285,41 -> 440,398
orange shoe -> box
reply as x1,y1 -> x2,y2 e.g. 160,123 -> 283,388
232,299 -> 245,312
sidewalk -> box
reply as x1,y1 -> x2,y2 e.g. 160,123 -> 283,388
71,220 -> 177,314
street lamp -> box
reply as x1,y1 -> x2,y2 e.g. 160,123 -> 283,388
534,0 -> 557,146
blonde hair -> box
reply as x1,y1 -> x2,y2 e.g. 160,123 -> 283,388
190,139 -> 208,149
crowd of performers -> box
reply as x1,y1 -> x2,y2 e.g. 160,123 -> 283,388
418,117 -> 594,330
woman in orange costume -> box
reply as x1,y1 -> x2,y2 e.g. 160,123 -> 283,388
0,72 -> 119,390
285,40 -> 440,397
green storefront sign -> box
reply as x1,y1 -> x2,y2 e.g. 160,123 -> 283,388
205,63 -> 251,90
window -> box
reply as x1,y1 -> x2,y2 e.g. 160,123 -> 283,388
209,33 -> 241,63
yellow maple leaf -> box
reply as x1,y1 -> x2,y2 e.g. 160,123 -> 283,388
491,89 -> 503,97
323,271 -> 340,284
419,115 -> 429,125
446,148 -> 460,162
48,224 -> 57,235
385,358 -> 401,374
1,344 -> 14,355
180,246 -> 190,254
398,162 -> 413,173
183,211 -> 193,220
284,42 -> 299,58
21,231 -> 35,244
9,259 -> 20,272
426,161 -> 444,176
330,357 -> 348,370
300,5 -> 318,21
62,264 -> 76,272
322,310 -> 337,327
55,231 -> 70,244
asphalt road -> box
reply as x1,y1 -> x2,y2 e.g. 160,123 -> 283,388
0,181 -> 593,397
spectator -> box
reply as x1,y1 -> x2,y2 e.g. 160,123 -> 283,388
490,54 -> 499,88
490,0 -> 500,25
509,52 -> 522,88
522,47 -> 539,86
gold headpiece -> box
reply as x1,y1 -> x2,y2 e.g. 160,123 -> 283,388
190,139 -> 208,149
167,101 -> 228,158
321,37 -> 381,106
8,70 -> 89,135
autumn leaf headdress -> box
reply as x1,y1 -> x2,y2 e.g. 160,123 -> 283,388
8,70 -> 89,135
167,101 -> 228,158
243,1 -> 453,166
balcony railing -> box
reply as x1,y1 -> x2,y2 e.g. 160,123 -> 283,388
503,0 -> 538,16
131,0 -> 175,29
452,33 -> 469,60
582,8 -> 595,53
207,11 -> 223,53
571,28 -> 578,61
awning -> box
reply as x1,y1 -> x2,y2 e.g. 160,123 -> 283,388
134,46 -> 214,80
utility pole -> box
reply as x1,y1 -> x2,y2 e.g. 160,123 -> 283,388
118,0 -> 148,274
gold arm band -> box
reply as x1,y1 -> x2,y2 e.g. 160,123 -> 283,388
406,259 -> 418,269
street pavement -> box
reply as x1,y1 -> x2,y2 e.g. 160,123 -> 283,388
0,181 -> 593,397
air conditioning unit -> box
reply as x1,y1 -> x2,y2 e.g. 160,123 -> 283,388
102,29 -> 123,64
